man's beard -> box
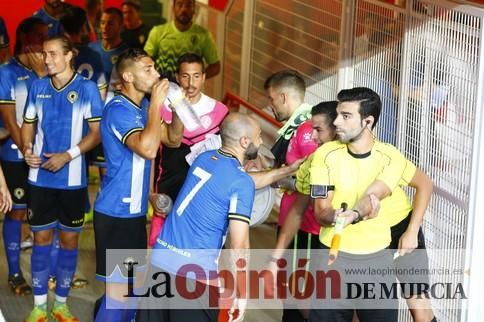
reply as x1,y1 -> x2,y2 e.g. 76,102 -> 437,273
244,143 -> 259,160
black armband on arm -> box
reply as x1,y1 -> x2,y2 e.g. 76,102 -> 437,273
310,185 -> 335,199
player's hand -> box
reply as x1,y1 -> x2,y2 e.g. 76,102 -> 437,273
151,78 -> 170,109
41,152 -> 71,172
149,193 -> 168,217
272,176 -> 296,191
244,155 -> 265,172
261,259 -> 280,298
366,194 -> 380,219
228,297 -> 247,322
335,208 -> 358,228
23,143 -> 42,168
397,229 -> 419,256
0,183 -> 12,213
287,157 -> 306,174
25,45 -> 46,76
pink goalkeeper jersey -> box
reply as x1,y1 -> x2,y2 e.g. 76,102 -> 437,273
160,93 -> 228,145
278,120 -> 320,235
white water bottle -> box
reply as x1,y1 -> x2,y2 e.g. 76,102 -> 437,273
165,82 -> 202,131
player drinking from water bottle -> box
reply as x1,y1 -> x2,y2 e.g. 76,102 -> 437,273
93,48 -> 183,322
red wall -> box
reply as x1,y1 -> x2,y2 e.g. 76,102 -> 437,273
0,0 -> 122,51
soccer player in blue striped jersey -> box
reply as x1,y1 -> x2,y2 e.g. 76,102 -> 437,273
89,8 -> 128,86
33,0 -> 65,37
0,17 -> 48,297
138,113 -> 262,322
21,35 -> 102,322
93,48 -> 183,322
60,6 -> 108,99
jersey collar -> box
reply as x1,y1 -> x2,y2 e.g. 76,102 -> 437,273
347,147 -> 371,159
13,57 -> 32,71
50,72 -> 77,92
217,149 -> 241,165
118,93 -> 143,110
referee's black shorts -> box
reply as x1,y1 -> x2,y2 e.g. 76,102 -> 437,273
390,214 -> 430,297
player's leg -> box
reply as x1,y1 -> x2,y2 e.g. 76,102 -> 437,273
391,215 -> 436,322
25,185 -> 58,322
50,188 -> 86,322
1,161 -> 31,295
94,212 -> 147,322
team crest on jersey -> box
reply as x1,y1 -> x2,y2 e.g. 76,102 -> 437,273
111,55 -> 119,64
67,91 -> 78,104
13,188 -> 24,200
139,35 -> 145,45
200,115 -> 212,129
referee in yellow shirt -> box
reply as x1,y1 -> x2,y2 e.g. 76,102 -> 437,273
306,87 -> 434,322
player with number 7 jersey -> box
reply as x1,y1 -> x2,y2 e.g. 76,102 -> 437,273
151,148 -> 255,274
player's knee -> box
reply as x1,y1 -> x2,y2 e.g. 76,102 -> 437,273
33,230 -> 54,245
7,209 -> 27,221
58,231 -> 80,249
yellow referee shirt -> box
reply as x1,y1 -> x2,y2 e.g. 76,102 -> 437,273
308,140 -> 415,254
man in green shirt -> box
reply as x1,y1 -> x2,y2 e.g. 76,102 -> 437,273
144,0 -> 220,81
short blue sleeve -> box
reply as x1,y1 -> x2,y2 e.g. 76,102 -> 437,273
227,176 -> 255,223
106,101 -> 144,144
82,80 -> 102,122
0,65 -> 15,103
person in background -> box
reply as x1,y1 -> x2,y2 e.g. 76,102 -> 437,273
60,5 -> 107,99
33,0 -> 66,37
0,17 -> 48,297
89,7 -> 128,86
144,0 -> 220,81
274,101 -> 338,322
121,0 -> 152,49
0,16 -> 11,64
154,53 -> 228,203
85,0 -> 103,41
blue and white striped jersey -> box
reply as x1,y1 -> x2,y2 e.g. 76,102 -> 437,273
33,8 -> 63,37
88,41 -> 128,83
0,58 -> 39,161
94,94 -> 151,218
23,73 -> 102,189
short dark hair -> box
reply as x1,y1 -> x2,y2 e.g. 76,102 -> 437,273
176,53 -> 205,73
173,0 -> 196,7
263,69 -> 306,96
14,17 -> 47,55
311,100 -> 338,128
337,87 -> 381,128
122,0 -> 141,11
60,6 -> 87,35
103,7 -> 123,23
116,48 -> 150,76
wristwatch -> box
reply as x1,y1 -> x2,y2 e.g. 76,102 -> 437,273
351,209 -> 363,224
